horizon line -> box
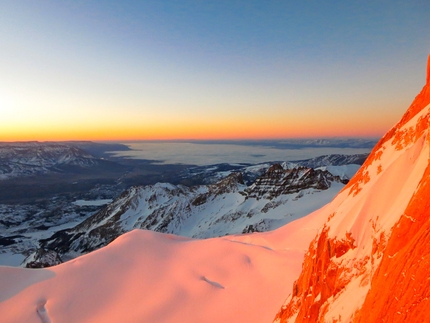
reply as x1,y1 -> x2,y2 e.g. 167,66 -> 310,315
0,136 -> 381,144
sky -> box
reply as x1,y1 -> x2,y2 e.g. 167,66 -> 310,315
1,1 -> 429,141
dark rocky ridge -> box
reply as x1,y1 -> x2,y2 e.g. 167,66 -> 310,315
246,164 -> 348,199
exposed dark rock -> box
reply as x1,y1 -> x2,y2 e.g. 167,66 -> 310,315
246,164 -> 347,199
25,248 -> 63,268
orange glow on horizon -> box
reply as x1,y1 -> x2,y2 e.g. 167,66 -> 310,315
1,81 -> 406,142
0,116 -> 388,142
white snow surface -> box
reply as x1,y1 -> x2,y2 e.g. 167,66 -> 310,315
113,182 -> 342,238
0,206 -> 328,323
316,164 -> 360,180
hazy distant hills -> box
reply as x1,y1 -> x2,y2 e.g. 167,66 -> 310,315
185,138 -> 378,149
291,153 -> 368,168
0,140 -> 372,182
0,140 -> 372,204
0,141 -> 131,181
0,141 -> 189,203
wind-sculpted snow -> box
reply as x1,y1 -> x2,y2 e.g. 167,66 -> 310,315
0,227 -> 319,323
274,56 -> 430,323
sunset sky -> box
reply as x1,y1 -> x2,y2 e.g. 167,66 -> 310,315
1,1 -> 429,141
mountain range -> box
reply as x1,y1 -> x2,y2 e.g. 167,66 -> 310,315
0,56 -> 429,323
23,163 -> 351,268
0,148 -> 363,267
0,142 -> 99,180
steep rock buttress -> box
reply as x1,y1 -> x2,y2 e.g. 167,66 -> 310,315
356,145 -> 430,322
354,55 -> 430,322
274,55 -> 430,323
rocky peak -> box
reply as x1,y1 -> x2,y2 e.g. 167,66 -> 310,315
192,172 -> 244,206
267,163 -> 284,172
247,164 -> 346,200
209,172 -> 245,194
427,54 -> 430,84
23,248 -> 63,268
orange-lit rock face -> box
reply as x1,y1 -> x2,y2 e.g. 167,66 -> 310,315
273,56 -> 430,323
427,54 -> 430,84
355,149 -> 430,323
344,57 -> 430,199
273,227 -> 358,323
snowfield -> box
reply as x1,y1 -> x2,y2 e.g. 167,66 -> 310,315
0,208 -> 327,323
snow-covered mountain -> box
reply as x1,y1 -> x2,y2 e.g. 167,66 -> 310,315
24,164 -> 348,267
292,153 -> 367,168
179,153 -> 366,186
0,142 -> 99,180
0,57 -> 429,323
246,164 -> 348,199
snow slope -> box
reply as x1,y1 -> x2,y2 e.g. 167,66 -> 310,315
0,214 -> 327,323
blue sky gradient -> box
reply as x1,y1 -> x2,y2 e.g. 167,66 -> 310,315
1,1 -> 429,140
